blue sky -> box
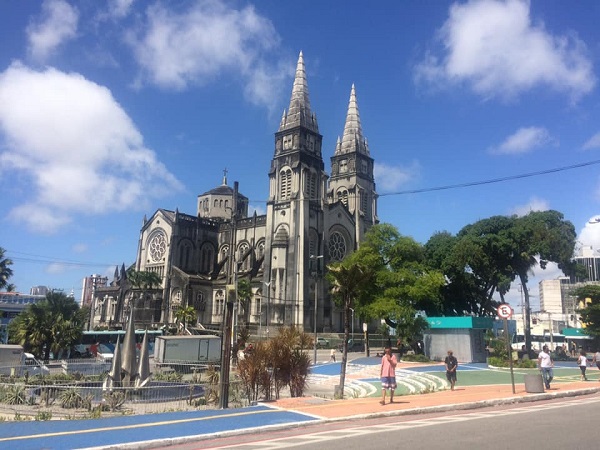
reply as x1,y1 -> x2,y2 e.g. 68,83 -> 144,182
2,0 -> 600,309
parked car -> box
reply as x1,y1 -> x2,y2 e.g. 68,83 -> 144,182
338,339 -> 365,352
316,337 -> 329,348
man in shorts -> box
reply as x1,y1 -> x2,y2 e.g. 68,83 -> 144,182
445,350 -> 458,390
380,346 -> 397,405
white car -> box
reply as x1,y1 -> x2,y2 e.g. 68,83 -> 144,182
316,337 -> 329,348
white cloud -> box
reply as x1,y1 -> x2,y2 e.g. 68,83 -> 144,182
107,0 -> 135,19
0,63 -> 183,234
126,1 -> 283,110
490,126 -> 555,155
577,216 -> 600,255
414,0 -> 596,101
374,161 -> 421,192
72,243 -> 88,253
582,132 -> 600,150
509,196 -> 549,217
27,0 -> 79,61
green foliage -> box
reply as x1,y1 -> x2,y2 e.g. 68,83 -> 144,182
572,285 -> 600,338
7,291 -> 85,360
153,371 -> 183,382
59,388 -> 92,409
0,384 -> 27,405
103,391 -> 126,411
0,247 -> 14,291
401,353 -> 430,363
34,411 -> 52,421
174,306 -> 197,331
515,359 -> 537,368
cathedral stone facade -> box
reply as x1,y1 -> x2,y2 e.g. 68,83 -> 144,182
91,53 -> 378,333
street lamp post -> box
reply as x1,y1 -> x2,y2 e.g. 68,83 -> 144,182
310,255 -> 323,365
350,308 -> 355,341
263,281 -> 271,338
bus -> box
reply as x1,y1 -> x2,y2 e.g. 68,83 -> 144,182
511,333 -> 567,352
74,329 -> 164,357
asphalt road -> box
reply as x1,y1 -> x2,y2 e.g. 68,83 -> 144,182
163,394 -> 600,449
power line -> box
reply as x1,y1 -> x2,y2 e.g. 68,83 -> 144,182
246,158 -> 600,202
380,159 -> 600,196
6,250 -> 120,268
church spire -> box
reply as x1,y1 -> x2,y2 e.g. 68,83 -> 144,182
335,84 -> 369,156
278,51 -> 319,133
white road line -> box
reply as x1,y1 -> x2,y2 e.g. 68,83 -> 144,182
213,396 -> 600,449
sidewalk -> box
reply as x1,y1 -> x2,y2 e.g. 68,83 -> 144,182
272,379 -> 600,420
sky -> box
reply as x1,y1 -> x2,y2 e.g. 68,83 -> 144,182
2,0 -> 600,311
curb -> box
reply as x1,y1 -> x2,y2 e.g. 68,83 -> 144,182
102,386 -> 600,450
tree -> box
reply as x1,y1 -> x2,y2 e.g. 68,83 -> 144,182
7,292 -> 85,360
426,216 -> 516,316
236,278 -> 252,333
327,261 -> 374,399
174,305 -> 196,332
572,285 -> 600,339
0,247 -> 14,291
125,268 -> 162,323
328,224 -> 446,398
508,210 -> 577,352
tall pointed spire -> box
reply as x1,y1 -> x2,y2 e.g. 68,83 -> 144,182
335,84 -> 369,156
278,51 -> 318,133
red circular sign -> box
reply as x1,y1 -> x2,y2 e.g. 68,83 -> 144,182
497,304 -> 513,319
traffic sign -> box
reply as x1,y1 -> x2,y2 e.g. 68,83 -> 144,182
497,304 -> 513,319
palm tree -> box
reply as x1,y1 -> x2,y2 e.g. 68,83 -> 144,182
174,305 -> 197,333
8,292 -> 84,359
0,247 -> 14,291
328,262 -> 374,399
126,268 -> 162,323
236,278 -> 252,333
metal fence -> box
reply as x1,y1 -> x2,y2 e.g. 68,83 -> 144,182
0,359 -> 246,420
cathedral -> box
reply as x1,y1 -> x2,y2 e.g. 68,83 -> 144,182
91,52 -> 378,334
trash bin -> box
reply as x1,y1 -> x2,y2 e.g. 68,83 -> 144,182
524,374 -> 545,393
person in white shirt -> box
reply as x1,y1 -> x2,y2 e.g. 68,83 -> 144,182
537,345 -> 553,389
577,350 -> 588,381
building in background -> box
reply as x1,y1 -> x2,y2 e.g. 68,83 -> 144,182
89,53 -> 378,333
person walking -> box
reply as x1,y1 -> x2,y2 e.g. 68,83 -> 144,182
380,346 -> 397,405
577,350 -> 588,381
329,348 -> 336,363
444,350 -> 458,391
537,345 -> 554,389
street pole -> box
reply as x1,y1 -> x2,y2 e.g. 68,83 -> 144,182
264,281 -> 271,339
313,276 -> 318,365
310,255 -> 323,365
219,301 -> 234,409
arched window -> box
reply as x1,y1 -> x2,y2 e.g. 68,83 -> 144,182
280,168 -> 292,200
337,189 -> 349,207
200,244 -> 214,273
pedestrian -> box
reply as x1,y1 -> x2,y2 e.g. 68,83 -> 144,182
444,350 -> 458,391
577,350 -> 588,381
89,342 -> 100,358
379,346 -> 397,405
593,350 -> 600,380
329,348 -> 336,363
537,345 -> 554,389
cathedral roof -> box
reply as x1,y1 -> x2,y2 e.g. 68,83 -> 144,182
335,84 -> 370,156
278,51 -> 319,133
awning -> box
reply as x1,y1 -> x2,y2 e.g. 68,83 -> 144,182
560,328 -> 593,339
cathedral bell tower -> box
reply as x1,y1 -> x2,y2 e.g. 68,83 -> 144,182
328,84 -> 378,244
264,52 -> 326,329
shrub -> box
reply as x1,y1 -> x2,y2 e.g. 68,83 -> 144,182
402,354 -> 430,363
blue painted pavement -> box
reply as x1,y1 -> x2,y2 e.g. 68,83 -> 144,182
0,405 -> 317,450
